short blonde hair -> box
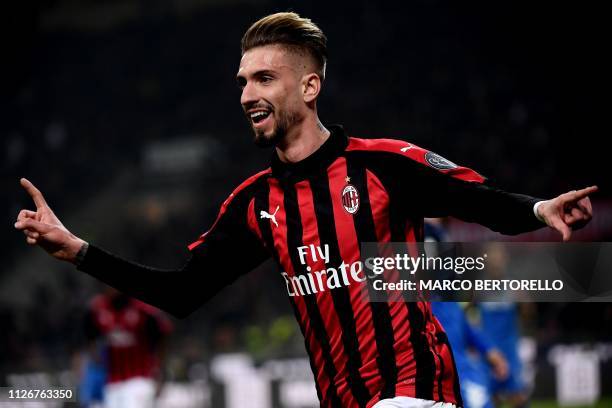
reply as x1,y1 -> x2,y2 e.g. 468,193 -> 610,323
241,12 -> 328,80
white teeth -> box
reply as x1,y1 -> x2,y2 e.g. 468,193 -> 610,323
250,111 -> 268,119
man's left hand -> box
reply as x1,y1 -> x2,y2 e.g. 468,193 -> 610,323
536,186 -> 598,241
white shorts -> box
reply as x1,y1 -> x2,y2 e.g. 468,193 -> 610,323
104,377 -> 156,408
372,396 -> 457,408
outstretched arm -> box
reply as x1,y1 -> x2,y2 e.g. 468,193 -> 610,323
14,178 -> 269,318
407,160 -> 598,239
353,144 -> 597,238
13,177 -> 209,316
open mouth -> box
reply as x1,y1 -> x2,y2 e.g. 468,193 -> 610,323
249,110 -> 272,126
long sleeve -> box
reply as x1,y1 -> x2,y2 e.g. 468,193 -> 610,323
78,183 -> 269,319
350,140 -> 546,235
412,167 -> 544,234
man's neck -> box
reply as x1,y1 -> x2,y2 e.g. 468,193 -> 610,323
275,119 -> 330,164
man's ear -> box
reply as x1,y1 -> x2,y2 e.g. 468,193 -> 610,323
302,73 -> 321,103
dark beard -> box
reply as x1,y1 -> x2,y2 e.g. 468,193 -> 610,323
253,110 -> 299,148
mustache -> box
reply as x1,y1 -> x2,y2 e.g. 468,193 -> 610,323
243,101 -> 274,114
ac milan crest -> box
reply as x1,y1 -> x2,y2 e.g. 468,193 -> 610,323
341,184 -> 360,214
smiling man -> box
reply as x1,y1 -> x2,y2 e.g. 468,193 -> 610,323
15,12 -> 596,408
238,14 -> 330,161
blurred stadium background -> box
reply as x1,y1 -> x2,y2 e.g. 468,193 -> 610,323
1,0 -> 610,407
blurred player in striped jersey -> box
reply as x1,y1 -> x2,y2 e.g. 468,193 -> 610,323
82,287 -> 172,408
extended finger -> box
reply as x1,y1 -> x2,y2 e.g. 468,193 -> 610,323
20,178 -> 49,210
563,186 -> 599,203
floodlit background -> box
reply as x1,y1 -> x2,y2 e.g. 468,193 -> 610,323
1,1 -> 610,407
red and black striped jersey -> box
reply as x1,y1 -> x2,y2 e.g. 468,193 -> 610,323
85,294 -> 173,383
185,125 -> 542,407
79,125 -> 543,407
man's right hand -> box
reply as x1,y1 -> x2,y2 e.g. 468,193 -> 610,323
14,178 -> 87,264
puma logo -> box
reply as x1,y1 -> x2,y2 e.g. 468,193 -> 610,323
260,205 -> 280,227
400,144 -> 414,153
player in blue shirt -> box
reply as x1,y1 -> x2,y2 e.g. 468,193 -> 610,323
432,302 -> 508,408
479,302 -> 528,407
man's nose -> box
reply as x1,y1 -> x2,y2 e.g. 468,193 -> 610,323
240,82 -> 257,107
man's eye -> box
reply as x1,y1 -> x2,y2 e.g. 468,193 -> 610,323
261,76 -> 273,83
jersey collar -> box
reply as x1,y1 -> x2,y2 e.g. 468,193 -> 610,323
271,124 -> 348,181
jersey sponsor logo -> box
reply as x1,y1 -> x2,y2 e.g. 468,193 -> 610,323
400,144 -> 415,152
425,151 -> 458,170
341,185 -> 360,214
281,245 -> 367,297
260,205 -> 280,227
